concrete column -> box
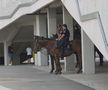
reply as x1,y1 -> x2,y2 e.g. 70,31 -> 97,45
62,6 -> 75,72
47,8 -> 57,67
34,15 -> 48,66
47,8 -> 57,37
33,21 -> 37,66
81,30 -> 95,74
4,41 -> 10,66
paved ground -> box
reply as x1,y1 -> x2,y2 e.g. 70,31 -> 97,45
33,61 -> 108,90
61,61 -> 108,90
0,65 -> 95,90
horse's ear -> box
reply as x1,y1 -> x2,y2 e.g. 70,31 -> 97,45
42,37 -> 44,40
34,35 -> 39,40
34,36 -> 36,40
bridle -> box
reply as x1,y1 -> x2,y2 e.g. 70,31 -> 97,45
34,36 -> 41,53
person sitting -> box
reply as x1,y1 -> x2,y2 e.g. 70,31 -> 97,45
56,24 -> 70,59
52,24 -> 63,39
73,24 -> 81,40
55,25 -> 63,39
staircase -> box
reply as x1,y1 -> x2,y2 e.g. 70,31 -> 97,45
0,0 -> 55,30
0,0 -> 37,19
61,0 -> 108,60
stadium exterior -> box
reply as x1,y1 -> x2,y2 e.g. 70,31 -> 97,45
0,0 -> 108,74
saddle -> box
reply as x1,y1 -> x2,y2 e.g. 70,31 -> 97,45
54,40 -> 72,59
55,40 -> 71,49
64,42 -> 71,51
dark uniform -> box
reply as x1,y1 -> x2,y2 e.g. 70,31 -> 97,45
63,28 -> 70,46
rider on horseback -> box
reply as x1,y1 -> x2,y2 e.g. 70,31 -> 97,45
56,24 -> 70,59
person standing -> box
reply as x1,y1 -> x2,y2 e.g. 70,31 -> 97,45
73,24 -> 81,40
26,45 -> 32,63
8,44 -> 14,65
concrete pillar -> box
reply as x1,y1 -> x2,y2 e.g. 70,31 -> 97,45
62,6 -> 75,72
47,8 -> 57,67
34,15 -> 48,66
81,30 -> 95,74
4,41 -> 10,66
47,8 -> 57,37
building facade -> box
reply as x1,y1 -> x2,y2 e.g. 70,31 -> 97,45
0,0 -> 108,74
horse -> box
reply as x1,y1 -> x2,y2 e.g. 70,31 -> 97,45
33,36 -> 81,74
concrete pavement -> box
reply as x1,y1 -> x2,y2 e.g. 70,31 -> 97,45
62,61 -> 108,90
0,65 -> 95,90
33,61 -> 108,90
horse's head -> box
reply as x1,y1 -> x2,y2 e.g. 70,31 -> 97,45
33,36 -> 41,53
51,34 -> 58,39
33,35 -> 54,53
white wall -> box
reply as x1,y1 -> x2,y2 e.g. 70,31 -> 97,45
79,0 -> 96,15
78,0 -> 108,44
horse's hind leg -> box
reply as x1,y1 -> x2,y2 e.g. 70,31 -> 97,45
49,55 -> 55,73
76,54 -> 82,73
75,54 -> 79,68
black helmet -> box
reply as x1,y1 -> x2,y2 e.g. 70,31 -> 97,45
63,24 -> 67,28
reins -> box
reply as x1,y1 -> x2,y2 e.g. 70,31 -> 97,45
39,48 -> 49,56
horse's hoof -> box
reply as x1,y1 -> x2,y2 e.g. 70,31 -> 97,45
50,70 -> 54,74
75,65 -> 78,68
50,71 -> 53,74
76,70 -> 82,74
75,68 -> 81,73
99,64 -> 103,66
76,71 -> 80,73
55,71 -> 58,74
54,71 -> 62,75
55,72 -> 58,75
75,68 -> 79,71
58,71 -> 62,74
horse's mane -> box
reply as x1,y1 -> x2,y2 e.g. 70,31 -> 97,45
34,35 -> 54,40
34,35 -> 56,49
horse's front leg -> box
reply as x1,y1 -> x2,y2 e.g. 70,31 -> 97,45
49,55 -> 55,73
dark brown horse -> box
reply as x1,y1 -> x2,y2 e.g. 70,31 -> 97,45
33,36 -> 81,74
